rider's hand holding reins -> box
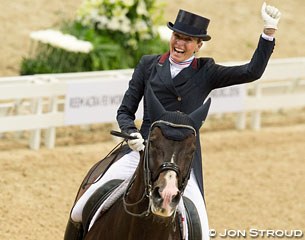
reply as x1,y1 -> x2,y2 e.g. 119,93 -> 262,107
261,2 -> 281,36
128,132 -> 145,151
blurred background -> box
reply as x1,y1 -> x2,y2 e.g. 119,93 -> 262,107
0,1 -> 304,239
1,0 -> 304,76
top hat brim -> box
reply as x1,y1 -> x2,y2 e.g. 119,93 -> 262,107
167,22 -> 211,41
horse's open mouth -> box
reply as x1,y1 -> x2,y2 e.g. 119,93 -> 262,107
150,203 -> 176,217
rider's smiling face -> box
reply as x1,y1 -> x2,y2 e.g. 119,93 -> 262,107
169,32 -> 203,62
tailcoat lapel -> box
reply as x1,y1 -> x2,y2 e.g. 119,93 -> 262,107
172,59 -> 198,88
155,52 -> 199,94
156,53 -> 178,96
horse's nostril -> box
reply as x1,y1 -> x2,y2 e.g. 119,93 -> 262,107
171,191 -> 181,204
152,187 -> 162,202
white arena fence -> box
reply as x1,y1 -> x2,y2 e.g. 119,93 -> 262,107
0,57 -> 305,150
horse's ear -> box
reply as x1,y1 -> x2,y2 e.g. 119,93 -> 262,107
146,83 -> 166,122
189,98 -> 211,130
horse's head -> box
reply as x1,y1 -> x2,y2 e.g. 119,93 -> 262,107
147,120 -> 196,217
144,86 -> 211,218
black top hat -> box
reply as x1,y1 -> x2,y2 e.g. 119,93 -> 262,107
167,9 -> 211,41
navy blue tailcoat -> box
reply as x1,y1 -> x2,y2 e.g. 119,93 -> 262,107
116,36 -> 275,198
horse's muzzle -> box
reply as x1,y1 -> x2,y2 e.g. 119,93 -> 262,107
150,170 -> 181,217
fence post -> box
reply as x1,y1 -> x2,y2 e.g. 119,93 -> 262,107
0,103 -> 11,138
13,99 -> 25,139
29,97 -> 43,150
43,77 -> 59,149
44,96 -> 57,149
251,83 -> 262,130
236,112 -> 246,130
29,79 -> 44,150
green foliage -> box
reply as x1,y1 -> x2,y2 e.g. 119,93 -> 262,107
20,42 -> 93,75
20,0 -> 169,75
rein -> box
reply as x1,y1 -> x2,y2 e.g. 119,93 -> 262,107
123,120 -> 196,217
82,140 -> 125,189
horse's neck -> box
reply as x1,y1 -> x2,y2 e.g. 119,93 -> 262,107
125,152 -> 147,205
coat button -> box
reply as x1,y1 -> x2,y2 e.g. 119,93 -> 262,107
177,96 -> 182,101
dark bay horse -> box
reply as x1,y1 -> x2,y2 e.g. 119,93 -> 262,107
66,87 -> 211,240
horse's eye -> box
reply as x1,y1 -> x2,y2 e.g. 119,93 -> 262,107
149,139 -> 154,146
148,136 -> 158,147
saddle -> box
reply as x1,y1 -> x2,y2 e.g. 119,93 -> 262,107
81,179 -> 202,240
82,179 -> 123,236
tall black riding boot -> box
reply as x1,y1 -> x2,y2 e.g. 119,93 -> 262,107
64,218 -> 84,240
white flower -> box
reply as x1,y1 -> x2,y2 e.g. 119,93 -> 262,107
95,15 -> 109,26
92,0 -> 103,5
30,30 -> 93,53
127,38 -> 138,49
136,0 -> 148,16
75,0 -> 158,41
122,0 -> 134,7
120,19 -> 131,33
141,32 -> 151,40
30,29 -> 61,44
134,19 -> 148,32
106,18 -> 121,31
112,5 -> 128,19
89,9 -> 99,19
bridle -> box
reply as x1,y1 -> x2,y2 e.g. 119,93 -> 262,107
123,120 -> 196,217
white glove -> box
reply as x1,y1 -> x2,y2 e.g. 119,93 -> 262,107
261,2 -> 281,29
128,132 -> 145,152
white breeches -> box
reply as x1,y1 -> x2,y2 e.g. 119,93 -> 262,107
71,151 -> 210,240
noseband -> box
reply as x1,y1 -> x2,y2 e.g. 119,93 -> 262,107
123,120 -> 196,217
